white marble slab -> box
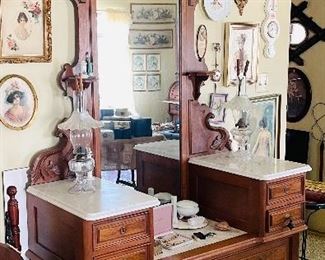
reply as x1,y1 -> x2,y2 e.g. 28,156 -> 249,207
134,140 -> 179,160
27,178 -> 160,221
189,151 -> 312,181
155,219 -> 246,259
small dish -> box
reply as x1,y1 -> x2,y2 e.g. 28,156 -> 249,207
173,219 -> 208,230
154,192 -> 171,204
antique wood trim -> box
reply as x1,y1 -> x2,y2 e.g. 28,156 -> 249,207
6,186 -> 21,251
29,0 -> 100,185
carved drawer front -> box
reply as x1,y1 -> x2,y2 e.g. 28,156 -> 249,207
267,176 -> 304,205
93,211 -> 150,252
94,246 -> 149,260
266,204 -> 304,233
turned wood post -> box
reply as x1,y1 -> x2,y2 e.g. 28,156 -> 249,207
7,186 -> 21,251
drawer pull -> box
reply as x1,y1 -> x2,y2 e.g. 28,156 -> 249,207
283,186 -> 289,194
120,226 -> 127,235
284,214 -> 295,230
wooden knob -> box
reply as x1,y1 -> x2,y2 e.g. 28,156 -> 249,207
283,186 -> 289,194
120,226 -> 127,235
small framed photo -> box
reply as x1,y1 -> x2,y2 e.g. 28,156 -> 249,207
132,53 -> 146,71
0,0 -> 52,63
133,74 -> 146,91
209,93 -> 228,123
130,3 -> 177,24
0,74 -> 38,130
224,23 -> 259,85
146,54 -> 160,71
147,74 -> 161,91
249,94 -> 281,158
129,29 -> 173,49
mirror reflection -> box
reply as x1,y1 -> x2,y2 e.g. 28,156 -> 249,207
290,22 -> 308,46
96,0 -> 180,190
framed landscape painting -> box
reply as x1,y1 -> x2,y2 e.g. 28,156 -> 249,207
129,29 -> 173,49
130,3 -> 176,24
0,0 -> 52,63
249,94 -> 281,158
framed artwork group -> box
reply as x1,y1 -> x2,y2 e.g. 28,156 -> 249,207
0,0 -> 52,63
133,74 -> 160,92
132,53 -> 161,72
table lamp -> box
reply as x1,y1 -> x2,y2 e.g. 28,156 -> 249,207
225,60 -> 255,158
58,77 -> 103,193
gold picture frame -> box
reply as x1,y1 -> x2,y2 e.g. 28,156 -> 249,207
0,74 -> 38,130
0,0 -> 52,63
224,23 -> 259,86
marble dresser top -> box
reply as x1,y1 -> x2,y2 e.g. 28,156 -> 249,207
189,151 -> 312,181
27,178 -> 160,221
134,139 -> 179,160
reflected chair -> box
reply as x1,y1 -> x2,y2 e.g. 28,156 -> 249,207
300,179 -> 325,260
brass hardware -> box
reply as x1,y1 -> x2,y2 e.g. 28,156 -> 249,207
120,226 -> 127,235
234,0 -> 248,16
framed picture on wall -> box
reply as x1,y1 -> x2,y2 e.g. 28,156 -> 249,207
129,29 -> 173,49
147,74 -> 161,91
0,0 -> 52,63
0,74 -> 38,130
146,53 -> 160,71
224,23 -> 259,85
130,3 -> 177,24
209,93 -> 228,123
132,53 -> 146,71
249,94 -> 281,158
133,74 -> 146,91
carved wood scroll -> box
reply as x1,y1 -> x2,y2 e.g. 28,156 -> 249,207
6,186 -> 21,251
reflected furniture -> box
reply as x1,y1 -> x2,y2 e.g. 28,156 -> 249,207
26,179 -> 159,260
135,140 -> 180,196
101,135 -> 165,186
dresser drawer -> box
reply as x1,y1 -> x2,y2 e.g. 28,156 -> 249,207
94,245 -> 149,260
267,176 -> 304,205
93,211 -> 151,252
266,204 -> 304,233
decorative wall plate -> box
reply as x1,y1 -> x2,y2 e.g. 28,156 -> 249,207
287,68 -> 312,122
203,0 -> 231,21
261,0 -> 280,58
196,25 -> 208,62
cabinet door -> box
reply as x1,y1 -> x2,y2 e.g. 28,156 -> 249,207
94,245 -> 149,260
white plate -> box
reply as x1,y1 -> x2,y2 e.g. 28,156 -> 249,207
173,219 -> 208,230
203,0 -> 231,21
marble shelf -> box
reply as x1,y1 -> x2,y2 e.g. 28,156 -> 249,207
189,151 -> 312,181
134,139 -> 180,160
27,178 -> 159,221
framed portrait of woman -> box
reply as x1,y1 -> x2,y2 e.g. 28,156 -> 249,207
0,74 -> 38,130
249,94 -> 281,158
224,23 -> 259,86
0,0 -> 52,63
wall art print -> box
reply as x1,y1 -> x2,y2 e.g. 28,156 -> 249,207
130,3 -> 176,24
0,0 -> 52,63
249,94 -> 280,159
147,74 -> 161,91
209,93 -> 227,123
129,29 -> 173,49
146,53 -> 160,71
224,23 -> 259,85
0,74 -> 38,130
133,74 -> 146,91
132,53 -> 146,71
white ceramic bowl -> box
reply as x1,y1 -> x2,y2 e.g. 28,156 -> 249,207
154,192 -> 171,204
177,200 -> 199,217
